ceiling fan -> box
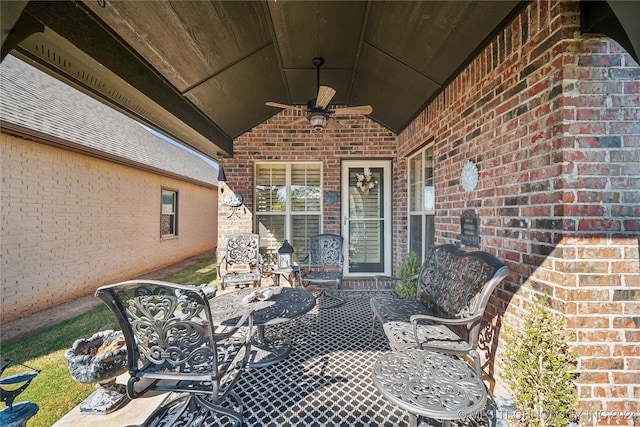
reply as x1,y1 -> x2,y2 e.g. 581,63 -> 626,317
266,57 -> 373,131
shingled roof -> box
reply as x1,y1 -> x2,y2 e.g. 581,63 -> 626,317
0,55 -> 218,187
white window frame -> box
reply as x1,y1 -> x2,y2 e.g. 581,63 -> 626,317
407,142 -> 435,261
254,162 -> 323,260
161,188 -> 178,239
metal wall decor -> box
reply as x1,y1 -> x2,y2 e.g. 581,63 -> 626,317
324,191 -> 338,204
460,209 -> 480,247
224,191 -> 243,217
461,160 -> 479,192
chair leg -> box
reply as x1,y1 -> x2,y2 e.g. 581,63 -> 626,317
140,392 -> 244,427
369,313 -> 379,341
194,392 -> 244,427
140,393 -> 190,427
316,288 -> 345,309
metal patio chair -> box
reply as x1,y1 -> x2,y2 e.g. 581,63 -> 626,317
217,233 -> 263,290
95,280 -> 254,427
301,233 -> 345,309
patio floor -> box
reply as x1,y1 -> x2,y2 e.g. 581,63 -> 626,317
53,289 -> 504,427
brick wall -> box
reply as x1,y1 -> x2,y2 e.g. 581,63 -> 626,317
215,1 -> 637,421
398,1 -> 639,424
1,134 -> 218,323
217,114 -> 397,265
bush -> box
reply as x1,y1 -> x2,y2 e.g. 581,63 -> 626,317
502,297 -> 578,427
394,252 -> 421,300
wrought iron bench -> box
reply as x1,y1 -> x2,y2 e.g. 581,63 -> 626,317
370,244 -> 508,379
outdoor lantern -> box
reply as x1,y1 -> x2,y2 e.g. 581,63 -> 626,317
277,240 -> 294,268
217,164 -> 227,182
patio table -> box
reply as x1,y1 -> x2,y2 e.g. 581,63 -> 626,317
270,265 -> 302,287
208,287 -> 316,367
372,349 -> 487,427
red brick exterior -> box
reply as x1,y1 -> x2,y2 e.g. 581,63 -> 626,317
220,1 -> 639,423
398,1 -> 639,424
218,116 -> 397,262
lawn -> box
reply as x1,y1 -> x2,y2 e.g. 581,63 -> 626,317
0,253 -> 217,427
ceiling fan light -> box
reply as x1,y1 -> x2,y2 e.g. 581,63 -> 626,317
309,112 -> 327,131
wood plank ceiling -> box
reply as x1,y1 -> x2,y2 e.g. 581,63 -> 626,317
2,1 -> 534,158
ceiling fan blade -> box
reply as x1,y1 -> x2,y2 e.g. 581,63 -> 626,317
315,86 -> 336,109
285,116 -> 309,127
332,105 -> 373,115
266,101 -> 308,112
326,119 -> 342,130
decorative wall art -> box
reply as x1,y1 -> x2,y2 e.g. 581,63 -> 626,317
461,160 -> 479,193
460,209 -> 480,247
224,191 -> 243,217
324,191 -> 338,204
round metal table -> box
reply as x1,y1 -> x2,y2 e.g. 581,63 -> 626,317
372,349 -> 487,427
209,287 -> 316,367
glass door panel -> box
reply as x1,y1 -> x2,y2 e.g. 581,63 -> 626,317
341,160 -> 391,276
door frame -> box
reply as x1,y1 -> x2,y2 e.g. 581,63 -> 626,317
341,159 -> 392,278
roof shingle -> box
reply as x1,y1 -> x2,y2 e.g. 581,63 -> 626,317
1,55 -> 218,187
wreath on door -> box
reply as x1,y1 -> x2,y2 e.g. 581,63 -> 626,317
355,167 -> 378,195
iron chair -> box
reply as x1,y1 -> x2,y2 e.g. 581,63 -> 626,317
300,233 -> 345,309
217,233 -> 264,290
95,280 -> 254,427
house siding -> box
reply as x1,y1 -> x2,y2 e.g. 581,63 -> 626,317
1,133 -> 217,323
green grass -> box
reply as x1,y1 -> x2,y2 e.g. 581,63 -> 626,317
0,253 -> 217,427
159,256 -> 218,286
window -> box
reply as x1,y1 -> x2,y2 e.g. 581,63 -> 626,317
408,143 -> 435,262
161,189 -> 177,238
255,163 -> 322,263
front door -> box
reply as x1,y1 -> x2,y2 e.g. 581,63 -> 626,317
341,160 -> 392,277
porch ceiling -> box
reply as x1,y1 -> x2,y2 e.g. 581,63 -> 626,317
1,1 -> 638,160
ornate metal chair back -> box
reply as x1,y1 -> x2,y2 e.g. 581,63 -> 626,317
96,280 -> 253,426
218,233 -> 263,289
224,233 -> 261,267
301,233 -> 345,308
307,233 -> 343,273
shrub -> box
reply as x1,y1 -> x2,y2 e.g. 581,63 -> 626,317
394,252 -> 421,300
502,297 -> 578,427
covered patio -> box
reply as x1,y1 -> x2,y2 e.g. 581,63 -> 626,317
52,289 -> 502,427
2,1 -> 639,426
